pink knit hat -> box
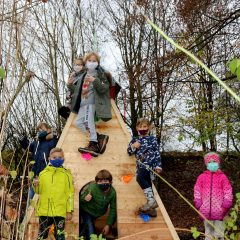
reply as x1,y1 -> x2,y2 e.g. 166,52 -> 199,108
204,152 -> 221,165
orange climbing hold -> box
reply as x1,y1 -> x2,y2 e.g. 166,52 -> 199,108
49,224 -> 54,234
121,174 -> 133,183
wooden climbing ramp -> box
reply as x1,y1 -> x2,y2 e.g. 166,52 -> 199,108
24,100 -> 179,240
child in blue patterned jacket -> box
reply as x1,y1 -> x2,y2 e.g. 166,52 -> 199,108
127,118 -> 162,212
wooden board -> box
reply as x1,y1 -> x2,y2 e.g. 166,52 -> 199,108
25,100 -> 179,240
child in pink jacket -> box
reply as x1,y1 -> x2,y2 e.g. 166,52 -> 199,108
194,152 -> 233,240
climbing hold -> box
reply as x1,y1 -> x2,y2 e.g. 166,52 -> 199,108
121,174 -> 133,183
139,213 -> 150,222
49,224 -> 54,234
81,152 -> 92,161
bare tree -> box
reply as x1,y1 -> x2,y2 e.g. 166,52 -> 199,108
101,0 -> 181,148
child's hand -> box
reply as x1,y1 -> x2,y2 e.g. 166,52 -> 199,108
84,193 -> 92,202
155,168 -> 162,174
102,224 -> 110,235
85,74 -> 95,83
33,177 -> 39,186
66,212 -> 72,221
67,73 -> 75,85
132,141 -> 141,149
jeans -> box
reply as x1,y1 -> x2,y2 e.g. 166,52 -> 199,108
136,167 -> 152,190
79,210 -> 96,240
76,104 -> 97,142
37,216 -> 65,240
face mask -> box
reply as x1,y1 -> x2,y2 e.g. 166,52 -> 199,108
207,162 -> 219,172
98,183 -> 111,191
38,131 -> 48,140
138,129 -> 149,136
86,61 -> 98,71
50,158 -> 64,168
73,65 -> 82,72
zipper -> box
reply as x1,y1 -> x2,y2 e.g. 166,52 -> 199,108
47,198 -> 50,216
209,172 -> 213,219
52,168 -> 57,184
34,141 -> 39,155
50,169 -> 57,215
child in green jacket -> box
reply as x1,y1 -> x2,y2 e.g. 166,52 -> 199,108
34,147 -> 74,240
79,169 -> 117,240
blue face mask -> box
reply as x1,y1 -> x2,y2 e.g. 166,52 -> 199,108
38,131 -> 48,140
207,162 -> 219,172
98,183 -> 111,191
50,158 -> 64,168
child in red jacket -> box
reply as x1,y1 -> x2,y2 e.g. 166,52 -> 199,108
194,152 -> 233,240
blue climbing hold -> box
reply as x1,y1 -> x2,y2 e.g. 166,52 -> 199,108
139,213 -> 150,222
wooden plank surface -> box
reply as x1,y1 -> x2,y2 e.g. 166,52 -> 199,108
25,100 -> 179,240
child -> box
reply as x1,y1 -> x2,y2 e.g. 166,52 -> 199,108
79,169 -> 117,240
34,147 -> 74,240
70,52 -> 111,157
58,58 -> 85,119
66,58 -> 85,108
20,122 -> 58,199
194,152 -> 233,240
20,122 -> 58,177
127,118 -> 162,213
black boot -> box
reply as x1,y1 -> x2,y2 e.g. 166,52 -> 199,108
78,141 -> 100,157
97,133 -> 109,154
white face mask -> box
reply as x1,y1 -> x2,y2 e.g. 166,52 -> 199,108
86,61 -> 98,71
73,65 -> 82,72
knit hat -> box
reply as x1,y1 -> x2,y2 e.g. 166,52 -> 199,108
204,152 -> 221,165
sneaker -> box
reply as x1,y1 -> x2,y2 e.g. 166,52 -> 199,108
97,133 -> 109,154
78,141 -> 100,157
139,199 -> 158,212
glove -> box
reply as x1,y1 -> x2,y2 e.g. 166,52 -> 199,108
19,136 -> 29,150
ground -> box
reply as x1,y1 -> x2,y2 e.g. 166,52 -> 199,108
157,152 -> 240,240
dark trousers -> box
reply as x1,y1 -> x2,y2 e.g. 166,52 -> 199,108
79,210 -> 96,240
136,167 -> 152,190
37,216 -> 65,240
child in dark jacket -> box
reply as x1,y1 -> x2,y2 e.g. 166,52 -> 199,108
58,58 -> 85,120
194,152 -> 233,240
20,122 -> 58,198
79,169 -> 117,240
127,118 -> 162,213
